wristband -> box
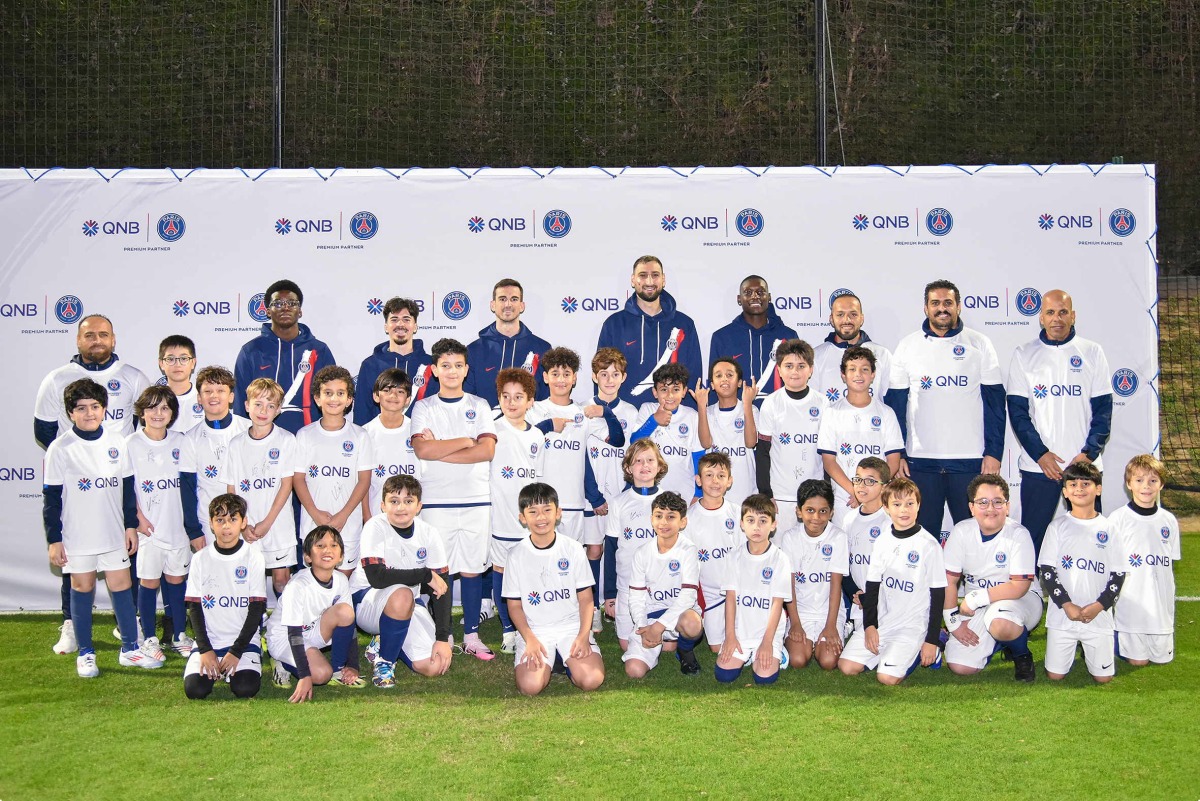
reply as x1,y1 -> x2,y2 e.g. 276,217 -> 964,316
964,589 -> 990,611
943,608 -> 962,631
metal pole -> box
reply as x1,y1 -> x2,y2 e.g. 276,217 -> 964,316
273,0 -> 284,167
814,0 -> 827,166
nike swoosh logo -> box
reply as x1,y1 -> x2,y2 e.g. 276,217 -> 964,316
626,340 -> 637,346
259,365 -> 272,371
275,554 -> 286,561
882,662 -> 896,667
732,354 -> 743,359
485,367 -> 496,372
1101,663 -> 1113,670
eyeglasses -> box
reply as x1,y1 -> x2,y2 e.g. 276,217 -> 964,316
970,498 -> 1008,509
160,356 -> 194,366
269,300 -> 301,310
850,476 -> 880,486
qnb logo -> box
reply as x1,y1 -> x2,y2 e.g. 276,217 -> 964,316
777,433 -> 792,445
171,300 -> 230,317
1074,557 -> 1107,574
543,210 -> 572,239
773,296 -> 813,311
0,467 -> 36,481
157,213 -> 186,242
239,479 -> 251,493
839,442 -> 852,456
1039,213 -> 1093,231
735,208 -> 764,237
77,478 -> 93,492
141,480 -> 155,494
1015,287 -> 1042,316
1108,208 -> 1136,237
467,216 -> 486,233
925,208 -> 953,236
922,375 -> 968,389
1061,555 -> 1074,570
1032,384 -> 1048,400
0,301 -> 39,318
173,301 -> 190,317
500,466 -> 514,479
561,297 -> 579,313
469,216 -> 526,233
367,298 -> 383,315
851,214 -> 870,231
204,465 -> 219,479
82,219 -> 141,237
527,591 -> 541,606
275,218 -> 292,235
697,548 -> 711,562
349,211 -> 380,240
316,465 -> 352,478
623,527 -> 654,541
660,215 -> 678,231
824,387 -> 841,404
1128,553 -> 1143,568
884,576 -> 915,593
1111,368 -> 1138,398
739,595 -> 772,609
661,214 -> 721,232
307,465 -> 319,478
82,220 -> 100,236
201,594 -> 216,610
277,218 -> 333,234
650,587 -> 680,602
852,214 -> 909,231
561,296 -> 619,313
1037,384 -> 1082,398
1038,213 -> 1055,231
962,294 -> 999,310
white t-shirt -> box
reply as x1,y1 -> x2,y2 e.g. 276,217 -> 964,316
777,523 -> 850,623
867,527 -> 947,633
36,359 -> 150,439
184,540 -> 267,650
686,499 -> 741,609
409,394 -> 497,505
604,487 -> 660,595
812,339 -> 893,404
755,388 -> 824,503
349,514 -> 448,594
44,426 -> 133,556
502,534 -> 594,634
1040,514 -> 1118,634
490,421 -> 545,539
164,382 -> 205,433
634,404 -> 701,499
943,517 -> 1037,597
187,416 -> 252,540
363,417 -> 422,518
628,535 -> 700,630
265,568 -> 352,642
586,399 -> 639,502
293,419 -> 374,543
1108,505 -> 1181,635
704,403 -> 758,508
226,426 -> 297,554
841,506 -> 889,622
721,541 -> 792,648
125,428 -> 195,550
529,400 -> 611,511
816,396 -> 903,507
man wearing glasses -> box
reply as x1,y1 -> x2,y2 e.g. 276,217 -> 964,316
234,280 -> 337,434
707,275 -> 798,402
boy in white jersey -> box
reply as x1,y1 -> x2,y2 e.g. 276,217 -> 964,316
838,477 -> 947,685
158,334 -> 204,433
630,363 -> 701,499
943,475 -> 1040,683
1038,462 -> 1126,682
780,480 -> 848,671
503,482 -> 604,695
625,492 -> 704,677
128,386 -> 203,662
183,494 -> 266,699
1110,455 -> 1180,666
755,339 -> 823,524
352,475 -> 453,688
689,452 -> 741,652
293,366 -> 373,577
694,357 -> 759,508
361,368 -> 421,521
841,458 -> 891,637
817,347 -> 903,510
410,338 -> 498,659
267,526 -> 362,699
186,366 -> 251,544
490,369 -> 545,653
45,379 -> 163,677
715,493 -> 792,684
226,378 -> 296,599
604,440 -> 669,647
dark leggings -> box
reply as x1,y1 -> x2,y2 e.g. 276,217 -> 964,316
184,670 -> 261,700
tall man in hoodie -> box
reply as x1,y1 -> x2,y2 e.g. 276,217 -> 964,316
708,275 -> 799,401
353,297 -> 437,424
597,255 -> 704,409
234,280 -> 337,435
811,292 -> 893,405
463,279 -> 551,409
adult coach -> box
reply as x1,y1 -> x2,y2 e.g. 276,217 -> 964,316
353,297 -> 437,424
708,275 -> 798,399
885,280 -> 1005,536
811,291 -> 893,403
597,255 -> 703,408
35,313 -> 150,653
1006,289 -> 1112,552
463,279 -> 551,408
234,279 -> 336,434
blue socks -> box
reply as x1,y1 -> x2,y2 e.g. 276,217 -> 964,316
714,664 -> 741,683
753,669 -> 780,685
111,587 -> 139,650
379,613 -> 411,663
138,585 -> 158,639
70,588 -> 96,655
330,624 -> 356,671
493,578 -> 514,633
589,558 -> 602,607
1001,628 -> 1032,657
162,580 -> 187,639
461,574 -> 483,636
677,636 -> 699,653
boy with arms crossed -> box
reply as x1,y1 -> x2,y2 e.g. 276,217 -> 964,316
841,457 -> 891,638
779,480 -> 848,671
688,452 -> 741,653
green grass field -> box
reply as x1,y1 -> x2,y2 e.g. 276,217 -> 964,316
3,535 -> 1198,801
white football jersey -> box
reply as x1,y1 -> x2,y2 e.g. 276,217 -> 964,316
816,397 -> 903,508
605,487 -> 660,594
490,421 -> 545,539
943,517 -> 1037,596
704,403 -> 758,508
502,533 -> 594,633
44,426 -> 133,556
35,359 -> 150,439
687,499 -> 741,608
350,514 -> 448,594
755,388 -> 824,504
812,339 -> 893,405
293,419 -> 374,543
778,523 -> 850,623
125,428 -> 195,550
185,540 -> 267,650
1109,505 -> 1180,635
409,394 -> 497,505
721,542 -> 792,650
867,527 -> 947,633
634,404 -> 701,499
167,383 -> 205,433
529,400 -> 611,511
586,398 -> 639,502
226,426 -> 297,554
265,568 -> 352,642
628,535 -> 700,630
841,506 -> 889,622
363,416 -> 422,518
1040,513 -> 1118,634
187,416 -> 252,540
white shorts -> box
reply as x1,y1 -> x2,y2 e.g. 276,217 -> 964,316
489,535 -> 526,570
421,506 -> 490,574
1045,627 -> 1115,677
785,616 -> 846,647
136,536 -> 192,579
64,547 -> 131,575
614,591 -> 635,641
184,646 -> 262,677
354,586 -> 437,666
339,533 -> 361,572
945,593 -> 1043,670
584,514 -> 606,549
622,613 -> 693,670
702,597 -> 727,646
840,626 -> 925,678
515,627 -> 600,666
266,618 -> 332,665
559,510 -> 602,547
1117,632 -> 1174,664
251,540 -> 298,570
727,642 -> 785,666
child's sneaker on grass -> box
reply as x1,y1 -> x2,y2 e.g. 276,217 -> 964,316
140,636 -> 166,663
119,646 -> 163,669
463,633 -> 495,661
501,631 -> 517,655
272,661 -> 292,688
372,660 -> 396,689
170,633 -> 196,657
76,652 -> 99,678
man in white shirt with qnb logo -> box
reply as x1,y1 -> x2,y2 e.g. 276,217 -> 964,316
1006,289 -> 1112,553
886,280 -> 1005,538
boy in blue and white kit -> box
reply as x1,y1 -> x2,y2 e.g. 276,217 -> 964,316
1110,455 -> 1180,666
293,366 -> 373,577
629,362 -> 701,499
687,452 -> 741,652
715,493 -> 792,685
183,494 -> 267,699
186,366 -> 251,544
694,357 -> 759,508
755,339 -> 824,523
127,385 -> 203,661
625,492 -> 704,677
157,334 -> 205,433
1039,462 -> 1126,683
490,368 -> 545,653
503,482 -> 605,696
841,458 -> 891,637
361,369 -> 422,520
410,338 -> 498,659
44,378 -> 163,677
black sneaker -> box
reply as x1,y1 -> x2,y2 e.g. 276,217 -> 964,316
1013,652 -> 1035,683
677,648 -> 701,676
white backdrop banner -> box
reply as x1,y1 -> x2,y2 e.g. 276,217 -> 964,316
0,165 -> 1157,610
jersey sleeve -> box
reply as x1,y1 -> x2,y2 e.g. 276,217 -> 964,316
572,543 -> 594,591
1039,520 -> 1062,568
356,426 -> 375,469
119,437 -> 134,479
756,399 -> 775,437
888,340 -> 911,392
476,398 -> 498,440
277,580 -> 305,627
247,549 -> 268,600
770,551 -> 793,600
978,335 -> 1002,385
816,409 -> 836,453
409,400 -> 432,438
291,429 -> 312,474
605,498 -> 622,539
1166,512 -> 1182,561
43,440 -> 65,486
358,517 -> 386,562
942,524 -> 966,573
1009,524 -> 1037,578
865,542 -> 885,583
1006,349 -> 1030,398
34,371 -> 63,424
183,552 -> 204,600
1089,345 -> 1112,399
872,348 -> 893,396
425,522 -> 450,571
830,528 -> 850,576
501,556 -> 523,600
881,405 -> 904,453
923,538 -> 947,588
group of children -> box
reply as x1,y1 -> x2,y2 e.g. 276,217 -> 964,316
44,333 -> 1181,696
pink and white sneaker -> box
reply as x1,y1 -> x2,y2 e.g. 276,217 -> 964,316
463,633 -> 495,661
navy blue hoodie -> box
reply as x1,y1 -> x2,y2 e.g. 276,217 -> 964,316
234,322 -> 336,434
707,306 -> 799,399
353,339 -> 439,425
596,290 -> 703,408
463,322 -> 552,407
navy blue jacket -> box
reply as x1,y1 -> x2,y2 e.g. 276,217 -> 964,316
596,290 -> 703,408
708,307 -> 799,398
234,323 -> 336,434
353,339 -> 438,425
463,322 -> 552,408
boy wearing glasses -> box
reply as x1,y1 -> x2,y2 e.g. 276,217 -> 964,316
234,279 -> 337,434
158,335 -> 204,432
840,457 -> 891,639
942,474 -> 1040,682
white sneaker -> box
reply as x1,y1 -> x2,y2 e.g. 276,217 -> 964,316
479,599 -> 496,625
53,620 -> 77,654
591,612 -> 603,633
119,646 -> 163,669
141,636 -> 166,663
170,633 -> 196,657
273,661 -> 292,688
501,631 -> 517,654
76,652 -> 99,678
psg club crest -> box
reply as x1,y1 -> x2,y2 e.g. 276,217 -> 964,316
269,448 -> 280,460
235,566 -> 248,579
442,291 -> 471,321
870,416 -> 882,428
1107,208 -> 1136,237
1161,527 -> 1171,540
952,345 -> 966,357
107,448 -> 119,459
1015,288 -> 1042,316
734,417 -> 745,431
1096,531 -> 1109,544
54,295 -> 84,325
558,557 -> 571,571
925,208 -> 953,236
668,559 -> 681,572
869,527 -> 881,540
107,379 -> 121,392
821,544 -> 834,557
342,441 -> 354,453
542,210 -> 572,239
808,407 -> 820,418
725,518 -> 735,530
995,551 -> 1008,564
465,409 -> 477,421
907,550 -> 920,564
192,403 -> 203,414
677,423 -> 689,436
247,293 -> 270,323
735,208 -> 764,238
1111,368 -> 1138,398
156,213 -> 186,242
1070,355 -> 1083,369
416,547 -> 427,560
761,567 -> 774,580
349,211 -> 380,241
171,449 -> 180,460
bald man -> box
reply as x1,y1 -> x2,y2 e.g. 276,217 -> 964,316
1006,290 -> 1112,552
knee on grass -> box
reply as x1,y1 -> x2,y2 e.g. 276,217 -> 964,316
230,670 -> 261,698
